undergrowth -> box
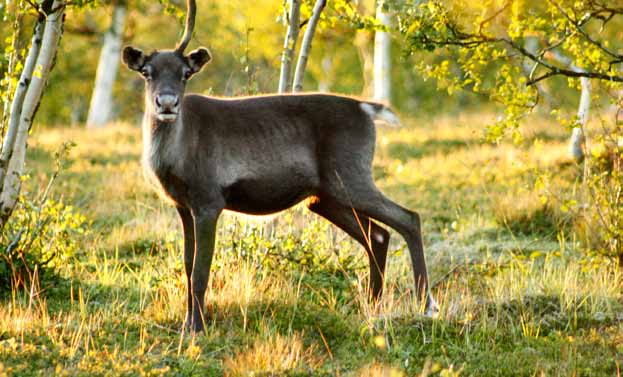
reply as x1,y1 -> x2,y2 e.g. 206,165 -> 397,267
1,115 -> 622,376
0,143 -> 86,293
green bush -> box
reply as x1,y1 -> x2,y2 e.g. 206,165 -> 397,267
0,194 -> 87,293
578,137 -> 623,265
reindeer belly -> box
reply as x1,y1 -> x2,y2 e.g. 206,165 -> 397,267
223,163 -> 318,215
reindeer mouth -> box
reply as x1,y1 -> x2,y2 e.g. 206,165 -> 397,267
156,111 -> 178,122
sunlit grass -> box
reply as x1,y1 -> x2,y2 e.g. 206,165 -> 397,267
1,114 -> 622,375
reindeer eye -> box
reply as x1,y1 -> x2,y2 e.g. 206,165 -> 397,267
183,71 -> 192,81
141,69 -> 151,79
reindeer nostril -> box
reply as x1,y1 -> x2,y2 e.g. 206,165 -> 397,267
155,97 -> 162,107
174,98 -> 179,107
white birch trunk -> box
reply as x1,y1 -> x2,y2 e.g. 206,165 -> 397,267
570,77 -> 590,161
0,18 -> 45,192
549,51 -> 590,162
0,1 -> 65,225
520,37 -> 552,107
86,2 -> 126,128
318,56 -> 332,92
355,31 -> 374,97
373,2 -> 391,102
292,0 -> 326,93
278,0 -> 301,93
2,12 -> 24,126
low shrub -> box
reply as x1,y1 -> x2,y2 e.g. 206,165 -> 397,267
0,143 -> 87,293
576,136 -> 623,265
0,194 -> 87,293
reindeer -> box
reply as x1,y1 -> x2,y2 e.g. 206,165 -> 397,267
122,0 -> 438,332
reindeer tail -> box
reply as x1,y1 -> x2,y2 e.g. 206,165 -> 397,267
359,102 -> 401,127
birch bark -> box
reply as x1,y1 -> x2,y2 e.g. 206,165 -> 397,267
549,51 -> 590,162
0,18 -> 45,193
0,1 -> 66,226
86,2 -> 127,128
278,0 -> 301,93
373,2 -> 391,102
292,0 -> 326,93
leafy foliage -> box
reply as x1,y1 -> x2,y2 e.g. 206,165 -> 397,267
388,0 -> 623,264
578,135 -> 623,263
393,0 -> 623,140
0,195 -> 87,292
0,144 -> 87,293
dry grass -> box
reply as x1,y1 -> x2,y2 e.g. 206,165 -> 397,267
1,113 -> 621,375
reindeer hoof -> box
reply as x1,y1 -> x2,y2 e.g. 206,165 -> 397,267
183,317 -> 205,334
183,321 -> 205,334
191,322 -> 205,333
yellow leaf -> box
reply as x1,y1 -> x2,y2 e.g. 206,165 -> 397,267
373,335 -> 386,349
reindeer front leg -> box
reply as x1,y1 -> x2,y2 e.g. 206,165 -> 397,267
176,207 -> 196,331
190,206 -> 221,333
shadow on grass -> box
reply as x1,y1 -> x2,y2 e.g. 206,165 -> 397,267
388,138 -> 471,161
5,269 -> 621,376
27,145 -> 139,174
524,130 -> 570,144
26,145 -> 55,165
85,152 -> 139,167
386,293 -> 621,376
389,294 -> 620,339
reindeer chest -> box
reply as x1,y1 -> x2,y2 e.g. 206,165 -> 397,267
143,126 -> 189,205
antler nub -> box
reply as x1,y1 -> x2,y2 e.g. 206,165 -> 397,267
176,0 -> 196,54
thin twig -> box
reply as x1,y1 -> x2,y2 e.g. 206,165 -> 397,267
478,1 -> 511,36
548,0 -> 622,60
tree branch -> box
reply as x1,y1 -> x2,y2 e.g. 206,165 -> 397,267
504,39 -> 623,85
478,1 -> 511,35
548,0 -> 622,60
292,0 -> 326,92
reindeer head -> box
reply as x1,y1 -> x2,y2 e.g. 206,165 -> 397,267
122,0 -> 210,123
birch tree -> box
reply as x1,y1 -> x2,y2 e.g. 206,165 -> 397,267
394,0 -> 623,261
292,0 -> 326,93
373,1 -> 391,102
0,0 -> 66,228
317,56 -> 333,92
86,0 -> 127,128
2,9 -> 25,127
0,19 -> 45,188
396,1 -> 622,141
522,41 -> 588,162
355,31 -> 374,97
278,0 -> 301,93
546,51 -> 591,162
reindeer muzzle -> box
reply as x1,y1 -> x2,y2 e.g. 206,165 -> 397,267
155,93 -> 180,122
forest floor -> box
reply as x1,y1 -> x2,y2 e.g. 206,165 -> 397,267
1,113 -> 622,376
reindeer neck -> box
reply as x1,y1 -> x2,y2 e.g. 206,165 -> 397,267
141,93 -> 183,177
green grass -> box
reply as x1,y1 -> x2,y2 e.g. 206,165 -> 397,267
1,113 -> 622,376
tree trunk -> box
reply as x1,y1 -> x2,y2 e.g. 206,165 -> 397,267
570,77 -> 590,161
549,51 -> 590,162
0,18 -> 46,192
0,1 -> 66,228
86,1 -> 127,128
2,10 -> 25,128
278,0 -> 301,93
521,37 -> 553,108
373,2 -> 391,102
292,0 -> 326,93
355,31 -> 374,97
317,56 -> 332,92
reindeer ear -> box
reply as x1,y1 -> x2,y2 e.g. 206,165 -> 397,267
187,47 -> 211,74
122,46 -> 145,71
